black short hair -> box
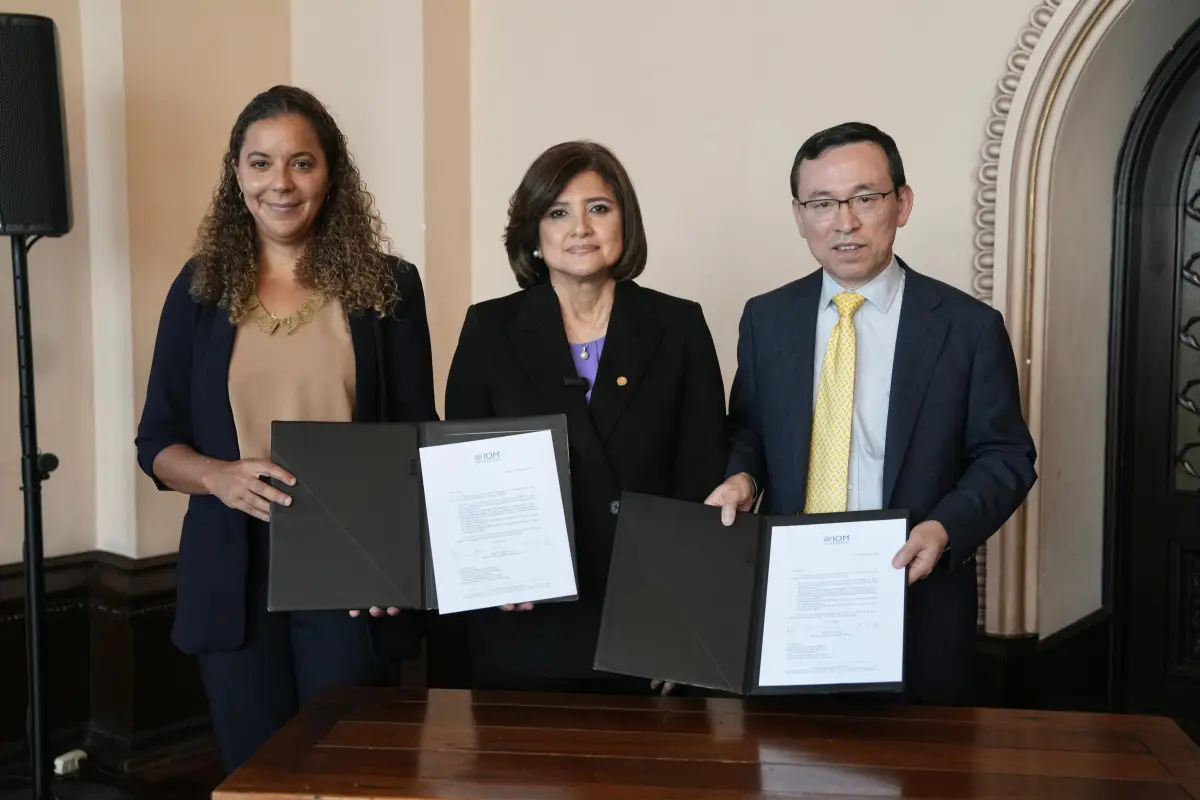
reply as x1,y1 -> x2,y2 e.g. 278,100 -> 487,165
504,141 -> 648,288
789,122 -> 907,199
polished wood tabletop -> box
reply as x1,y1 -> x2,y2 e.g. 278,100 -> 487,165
213,686 -> 1200,799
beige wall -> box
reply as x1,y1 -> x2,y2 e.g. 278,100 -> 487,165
123,0 -> 292,556
80,0 -> 135,557
1,0 -> 1119,640
290,0 -> 426,278
422,0 -> 471,410
0,0 -> 93,564
468,0 -> 1037,381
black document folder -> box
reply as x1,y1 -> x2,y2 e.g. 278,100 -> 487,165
593,491 -> 909,696
265,414 -> 576,613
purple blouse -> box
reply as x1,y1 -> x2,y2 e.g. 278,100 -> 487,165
569,336 -> 606,402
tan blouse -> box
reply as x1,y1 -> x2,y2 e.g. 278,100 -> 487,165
227,293 -> 356,462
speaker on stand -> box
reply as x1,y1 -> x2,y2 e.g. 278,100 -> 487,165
0,13 -> 131,800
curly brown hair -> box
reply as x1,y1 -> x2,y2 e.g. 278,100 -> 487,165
189,85 -> 398,320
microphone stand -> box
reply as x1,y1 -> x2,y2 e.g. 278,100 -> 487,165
1,235 -> 130,800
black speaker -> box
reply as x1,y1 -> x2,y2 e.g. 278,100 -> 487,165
0,13 -> 72,237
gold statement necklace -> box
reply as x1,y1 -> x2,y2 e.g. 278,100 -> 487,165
245,292 -> 328,335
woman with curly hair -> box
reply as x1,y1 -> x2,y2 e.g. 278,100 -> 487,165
135,85 -> 436,775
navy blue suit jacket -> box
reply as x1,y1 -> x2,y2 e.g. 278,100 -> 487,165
135,256 -> 438,657
726,259 -> 1037,572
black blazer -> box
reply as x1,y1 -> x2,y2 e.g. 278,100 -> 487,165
134,256 -> 438,657
445,279 -> 727,680
726,260 -> 1037,566
724,260 -> 1036,703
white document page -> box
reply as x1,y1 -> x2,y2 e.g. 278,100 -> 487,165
757,517 -> 907,688
419,429 -> 576,614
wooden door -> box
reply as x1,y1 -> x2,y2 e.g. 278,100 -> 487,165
1113,19 -> 1200,728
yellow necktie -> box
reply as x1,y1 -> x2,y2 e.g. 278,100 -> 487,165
805,291 -> 866,514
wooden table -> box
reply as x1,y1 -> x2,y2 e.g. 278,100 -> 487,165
213,686 -> 1200,799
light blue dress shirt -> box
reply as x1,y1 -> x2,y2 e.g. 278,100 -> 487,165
812,258 -> 905,512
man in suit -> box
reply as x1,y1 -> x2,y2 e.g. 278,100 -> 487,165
706,122 -> 1037,705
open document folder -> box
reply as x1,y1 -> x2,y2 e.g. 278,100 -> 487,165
594,491 -> 909,695
265,415 -> 577,614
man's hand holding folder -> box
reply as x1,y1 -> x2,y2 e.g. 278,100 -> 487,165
703,474 -> 945,584
594,491 -> 908,696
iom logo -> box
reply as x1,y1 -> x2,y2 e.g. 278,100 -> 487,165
474,450 -> 501,463
823,534 -> 851,544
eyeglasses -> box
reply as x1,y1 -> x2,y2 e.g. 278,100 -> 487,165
796,189 -> 897,221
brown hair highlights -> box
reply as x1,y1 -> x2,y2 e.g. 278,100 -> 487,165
189,85 -> 398,320
503,140 -> 648,289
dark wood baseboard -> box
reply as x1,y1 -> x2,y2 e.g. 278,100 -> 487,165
0,550 -> 211,776
0,547 -> 1133,787
973,610 -> 1114,713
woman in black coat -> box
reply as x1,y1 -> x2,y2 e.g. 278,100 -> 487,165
135,86 -> 436,775
442,141 -> 728,694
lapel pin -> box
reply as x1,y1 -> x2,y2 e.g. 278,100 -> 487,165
617,376 -> 628,386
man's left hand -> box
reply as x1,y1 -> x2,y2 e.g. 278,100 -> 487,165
892,521 -> 949,585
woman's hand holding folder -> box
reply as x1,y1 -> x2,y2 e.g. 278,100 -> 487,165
349,606 -> 400,617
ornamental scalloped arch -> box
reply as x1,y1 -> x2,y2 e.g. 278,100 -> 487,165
974,0 -> 1133,634
973,0 -> 1064,307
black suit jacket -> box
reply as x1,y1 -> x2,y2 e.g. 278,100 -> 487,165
134,257 -> 438,657
725,260 -> 1036,703
445,279 -> 727,680
727,260 -> 1037,566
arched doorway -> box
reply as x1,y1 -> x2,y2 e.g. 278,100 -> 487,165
1112,17 -> 1200,724
977,0 -> 1200,645
973,0 -> 1200,719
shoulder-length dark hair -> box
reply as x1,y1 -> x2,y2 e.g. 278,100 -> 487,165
189,85 -> 398,321
503,141 -> 648,289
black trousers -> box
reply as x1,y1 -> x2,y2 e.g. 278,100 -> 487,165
195,525 -> 385,775
902,557 -> 979,707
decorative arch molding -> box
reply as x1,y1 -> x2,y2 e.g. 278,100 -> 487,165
972,0 -> 1062,308
975,0 -> 1134,636
972,0 -> 1063,635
